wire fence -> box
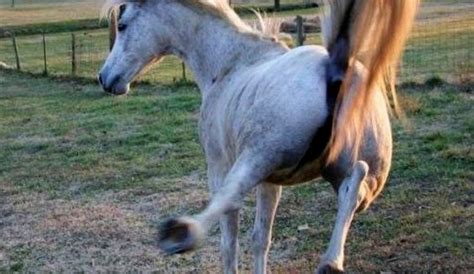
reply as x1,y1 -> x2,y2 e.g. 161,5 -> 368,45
401,3 -> 474,84
0,3 -> 472,86
0,30 -> 191,84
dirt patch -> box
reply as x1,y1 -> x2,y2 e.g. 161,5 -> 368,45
0,178 -> 217,272
0,176 -> 336,272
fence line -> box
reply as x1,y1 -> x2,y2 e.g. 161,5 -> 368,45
0,12 -> 472,86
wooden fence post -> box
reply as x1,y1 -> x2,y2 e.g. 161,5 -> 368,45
71,33 -> 76,76
181,62 -> 187,82
295,16 -> 306,46
42,33 -> 48,75
274,0 -> 280,11
11,33 -> 21,70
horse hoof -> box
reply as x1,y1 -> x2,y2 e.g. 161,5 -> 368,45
158,216 -> 203,254
316,263 -> 344,274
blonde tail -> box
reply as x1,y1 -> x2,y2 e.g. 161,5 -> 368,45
322,0 -> 420,162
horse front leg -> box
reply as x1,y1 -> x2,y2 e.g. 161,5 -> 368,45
158,152 -> 274,259
208,164 -> 240,274
252,182 -> 282,274
316,161 -> 370,274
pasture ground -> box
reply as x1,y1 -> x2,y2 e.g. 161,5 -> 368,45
0,69 -> 472,272
0,1 -> 102,27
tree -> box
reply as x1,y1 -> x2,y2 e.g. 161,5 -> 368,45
11,0 -> 15,8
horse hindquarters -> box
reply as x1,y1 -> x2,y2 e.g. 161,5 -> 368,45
318,94 -> 392,272
317,161 -> 370,273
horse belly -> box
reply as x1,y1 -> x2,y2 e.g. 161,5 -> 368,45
266,158 -> 324,186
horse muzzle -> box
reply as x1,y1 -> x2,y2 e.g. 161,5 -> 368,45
98,71 -> 130,95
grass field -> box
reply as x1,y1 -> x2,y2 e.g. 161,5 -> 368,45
0,1 -> 102,26
0,0 -> 473,272
0,67 -> 473,272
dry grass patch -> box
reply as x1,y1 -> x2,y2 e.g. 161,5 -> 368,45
0,176 -> 214,272
0,2 -> 102,26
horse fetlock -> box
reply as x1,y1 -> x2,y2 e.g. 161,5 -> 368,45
316,260 -> 344,274
158,216 -> 204,255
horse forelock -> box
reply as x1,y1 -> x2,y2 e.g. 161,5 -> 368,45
101,0 -> 140,19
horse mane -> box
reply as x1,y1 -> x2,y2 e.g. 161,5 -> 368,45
101,0 -> 137,19
184,0 -> 253,32
101,0 -> 282,39
101,0 -> 247,28
186,0 -> 283,38
251,11 -> 283,37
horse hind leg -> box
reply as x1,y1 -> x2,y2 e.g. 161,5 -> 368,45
316,161 -> 370,274
252,183 -> 282,274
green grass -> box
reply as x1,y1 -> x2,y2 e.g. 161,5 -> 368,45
0,70 -> 204,197
0,68 -> 472,272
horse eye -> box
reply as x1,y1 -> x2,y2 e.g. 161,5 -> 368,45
118,23 -> 127,32
119,5 -> 126,18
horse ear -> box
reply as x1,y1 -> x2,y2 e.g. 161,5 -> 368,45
109,8 -> 118,51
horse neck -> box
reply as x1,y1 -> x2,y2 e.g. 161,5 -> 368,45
169,10 -> 286,93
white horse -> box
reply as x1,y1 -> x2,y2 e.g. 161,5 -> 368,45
99,0 -> 419,272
